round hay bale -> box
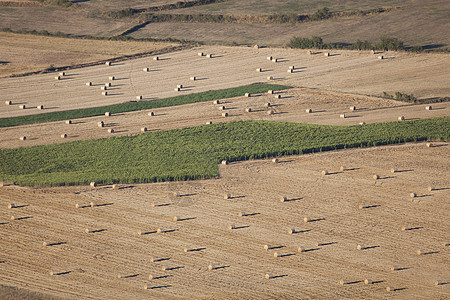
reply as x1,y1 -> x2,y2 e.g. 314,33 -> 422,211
364,279 -> 373,285
267,76 -> 273,80
274,94 -> 281,99
20,136 -> 26,141
265,273 -> 273,279
55,76 -> 60,80
370,50 -> 375,54
386,286 -> 394,292
174,87 -> 180,92
90,201 -> 96,208
273,252 -> 281,258
148,111 -> 154,116
280,196 -> 287,202
304,217 -> 311,223
267,110 -> 274,115
287,69 -> 293,73
238,211 -> 246,217
37,105 -> 44,110
136,96 -> 143,100
108,128 -> 115,133
378,56 -> 384,60
86,82 -> 92,86
391,168 -> 397,173
359,204 -> 367,209
272,58 -> 278,63
213,100 -> 220,104
426,142 -> 432,148
272,158 -> 279,164
340,279 -> 347,285
390,266 -> 399,271
101,86 -> 107,91
264,244 -> 271,250
65,120 -> 72,124
105,82 -> 111,87
256,68 -> 262,72
340,114 -> 346,119
340,166 -> 346,171
288,228 -> 295,234
435,280 -> 443,286
177,84 -> 183,89
19,104 -> 26,109
105,61 -> 111,66
105,112 -> 111,117
306,108 -> 312,113
324,52 -> 330,57
8,203 -> 15,209
141,127 -> 147,133
190,76 -> 196,81
151,201 -> 158,207
85,227 -> 94,233
401,225 -> 409,231
49,270 -> 55,276
245,107 -> 252,113
359,122 -> 366,125
143,284 -> 150,289
298,246 -> 305,253
112,184 -> 119,190
267,56 -> 272,61
224,194 -> 231,199
373,174 -> 379,180
306,50 -> 312,55
206,121 -> 212,125
0,181 -> 4,187
245,93 -> 251,97
228,224 -> 235,230
118,273 -> 125,278
222,112 -> 228,117
156,228 -> 164,234
10,215 -> 17,220
148,274 -> 155,280
150,256 -> 158,262
349,106 -> 356,111
5,100 -> 12,105
410,192 -> 417,198
267,90 -> 274,94
219,105 -> 225,110
153,56 -> 159,61
75,203 -> 81,208
289,66 -> 295,70
428,186 -> 434,192
90,182 -> 97,187
108,76 -> 115,81
357,244 -> 365,250
265,102 -> 271,107
398,116 -> 405,121
322,170 -> 328,176
207,54 -> 213,58
98,121 -> 104,127
254,44 -> 260,49
183,247 -> 191,252
221,160 -> 228,165
143,68 -> 149,72
43,241 -> 50,246
416,249 -> 424,255
173,191 -> 180,197
173,216 -> 180,222
425,105 -> 432,111
61,133 -> 67,139
208,264 -> 215,270
198,52 -> 204,56
102,91 -> 108,96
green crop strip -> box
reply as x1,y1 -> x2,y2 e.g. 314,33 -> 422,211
1,117 -> 448,187
0,84 -> 291,128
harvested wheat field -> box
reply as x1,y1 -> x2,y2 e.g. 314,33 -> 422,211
0,142 -> 449,299
1,46 -> 449,119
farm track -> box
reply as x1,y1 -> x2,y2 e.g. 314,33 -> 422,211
1,143 -> 449,299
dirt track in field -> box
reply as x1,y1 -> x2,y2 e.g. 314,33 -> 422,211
0,143 -> 449,299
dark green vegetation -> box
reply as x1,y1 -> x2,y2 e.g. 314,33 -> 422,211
288,36 -> 410,52
1,117 -> 448,187
382,91 -> 417,103
0,84 -> 290,128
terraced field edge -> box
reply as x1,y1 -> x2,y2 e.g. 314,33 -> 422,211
1,117 -> 448,187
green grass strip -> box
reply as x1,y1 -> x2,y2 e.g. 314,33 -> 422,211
1,117 -> 448,187
0,84 -> 291,128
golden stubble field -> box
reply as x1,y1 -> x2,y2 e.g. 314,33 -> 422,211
0,44 -> 449,299
0,142 -> 449,299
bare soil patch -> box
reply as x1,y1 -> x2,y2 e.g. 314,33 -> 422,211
0,143 -> 448,299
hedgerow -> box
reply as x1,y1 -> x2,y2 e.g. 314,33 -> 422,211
1,117 -> 448,187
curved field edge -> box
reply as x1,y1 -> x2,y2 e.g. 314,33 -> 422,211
1,117 -> 448,187
0,83 -> 290,128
